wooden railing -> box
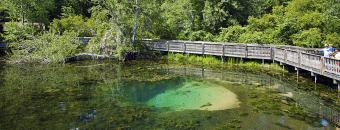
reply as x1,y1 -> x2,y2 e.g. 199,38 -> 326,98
143,39 -> 340,81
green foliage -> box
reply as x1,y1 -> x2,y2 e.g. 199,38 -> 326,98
217,26 -> 246,42
50,16 -> 96,37
291,28 -> 322,48
3,22 -> 39,48
167,53 -> 221,66
3,0 -> 340,64
323,33 -> 340,47
202,0 -> 227,33
238,31 -> 265,44
215,0 -> 340,47
9,31 -> 81,63
166,53 -> 286,75
188,30 -> 215,41
4,0 -> 54,24
160,0 -> 195,39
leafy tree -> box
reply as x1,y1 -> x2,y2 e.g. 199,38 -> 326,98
216,25 -> 246,42
160,0 -> 195,39
4,0 -> 54,24
202,0 -> 227,33
291,28 -> 322,48
50,16 -> 96,36
188,30 -> 214,41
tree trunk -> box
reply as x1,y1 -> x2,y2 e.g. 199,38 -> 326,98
131,0 -> 140,45
21,5 -> 24,25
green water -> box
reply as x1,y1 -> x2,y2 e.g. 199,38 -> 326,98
0,60 -> 338,129
147,80 -> 240,111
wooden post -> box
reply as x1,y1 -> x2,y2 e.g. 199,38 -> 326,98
202,43 -> 205,55
271,47 -> 275,62
245,44 -> 248,58
202,68 -> 204,78
183,42 -> 186,53
166,41 -> 170,52
298,51 -> 302,67
222,44 -> 225,57
222,45 -> 225,63
314,74 -> 317,84
295,67 -> 299,81
336,80 -> 340,99
284,49 -> 287,62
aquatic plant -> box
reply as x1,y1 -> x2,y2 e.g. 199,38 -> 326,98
165,53 -> 286,76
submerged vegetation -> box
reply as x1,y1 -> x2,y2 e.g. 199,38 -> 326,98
0,61 -> 337,129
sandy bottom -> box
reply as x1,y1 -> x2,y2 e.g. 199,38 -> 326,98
147,80 -> 240,111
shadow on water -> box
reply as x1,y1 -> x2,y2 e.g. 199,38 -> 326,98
0,60 -> 338,129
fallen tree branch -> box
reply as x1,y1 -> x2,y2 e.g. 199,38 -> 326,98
65,53 -> 113,62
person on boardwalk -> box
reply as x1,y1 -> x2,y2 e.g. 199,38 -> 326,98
320,117 -> 330,130
323,44 -> 335,58
334,49 -> 340,60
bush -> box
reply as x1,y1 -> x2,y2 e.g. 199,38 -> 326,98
216,25 -> 245,42
238,31 -> 265,44
9,31 -> 82,63
188,30 -> 215,41
167,53 -> 221,66
323,33 -> 340,48
4,22 -> 39,49
50,16 -> 96,37
291,28 -> 322,48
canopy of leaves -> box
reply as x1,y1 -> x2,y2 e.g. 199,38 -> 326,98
2,0 -> 340,63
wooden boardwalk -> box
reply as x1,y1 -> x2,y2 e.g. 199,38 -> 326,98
142,39 -> 340,83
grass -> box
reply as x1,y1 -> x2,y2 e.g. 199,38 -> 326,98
165,53 -> 286,76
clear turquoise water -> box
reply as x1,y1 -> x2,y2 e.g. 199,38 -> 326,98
0,61 -> 338,129
146,80 -> 241,111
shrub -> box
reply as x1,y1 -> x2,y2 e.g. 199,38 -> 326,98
9,31 -> 82,63
4,22 -> 39,49
188,30 -> 215,41
291,28 -> 322,48
238,31 -> 265,44
50,16 -> 96,37
216,25 -> 246,42
323,33 -> 340,48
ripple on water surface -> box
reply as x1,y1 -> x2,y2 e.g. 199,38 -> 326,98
147,80 -> 240,111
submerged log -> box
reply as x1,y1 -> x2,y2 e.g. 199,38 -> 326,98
65,53 -> 113,62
